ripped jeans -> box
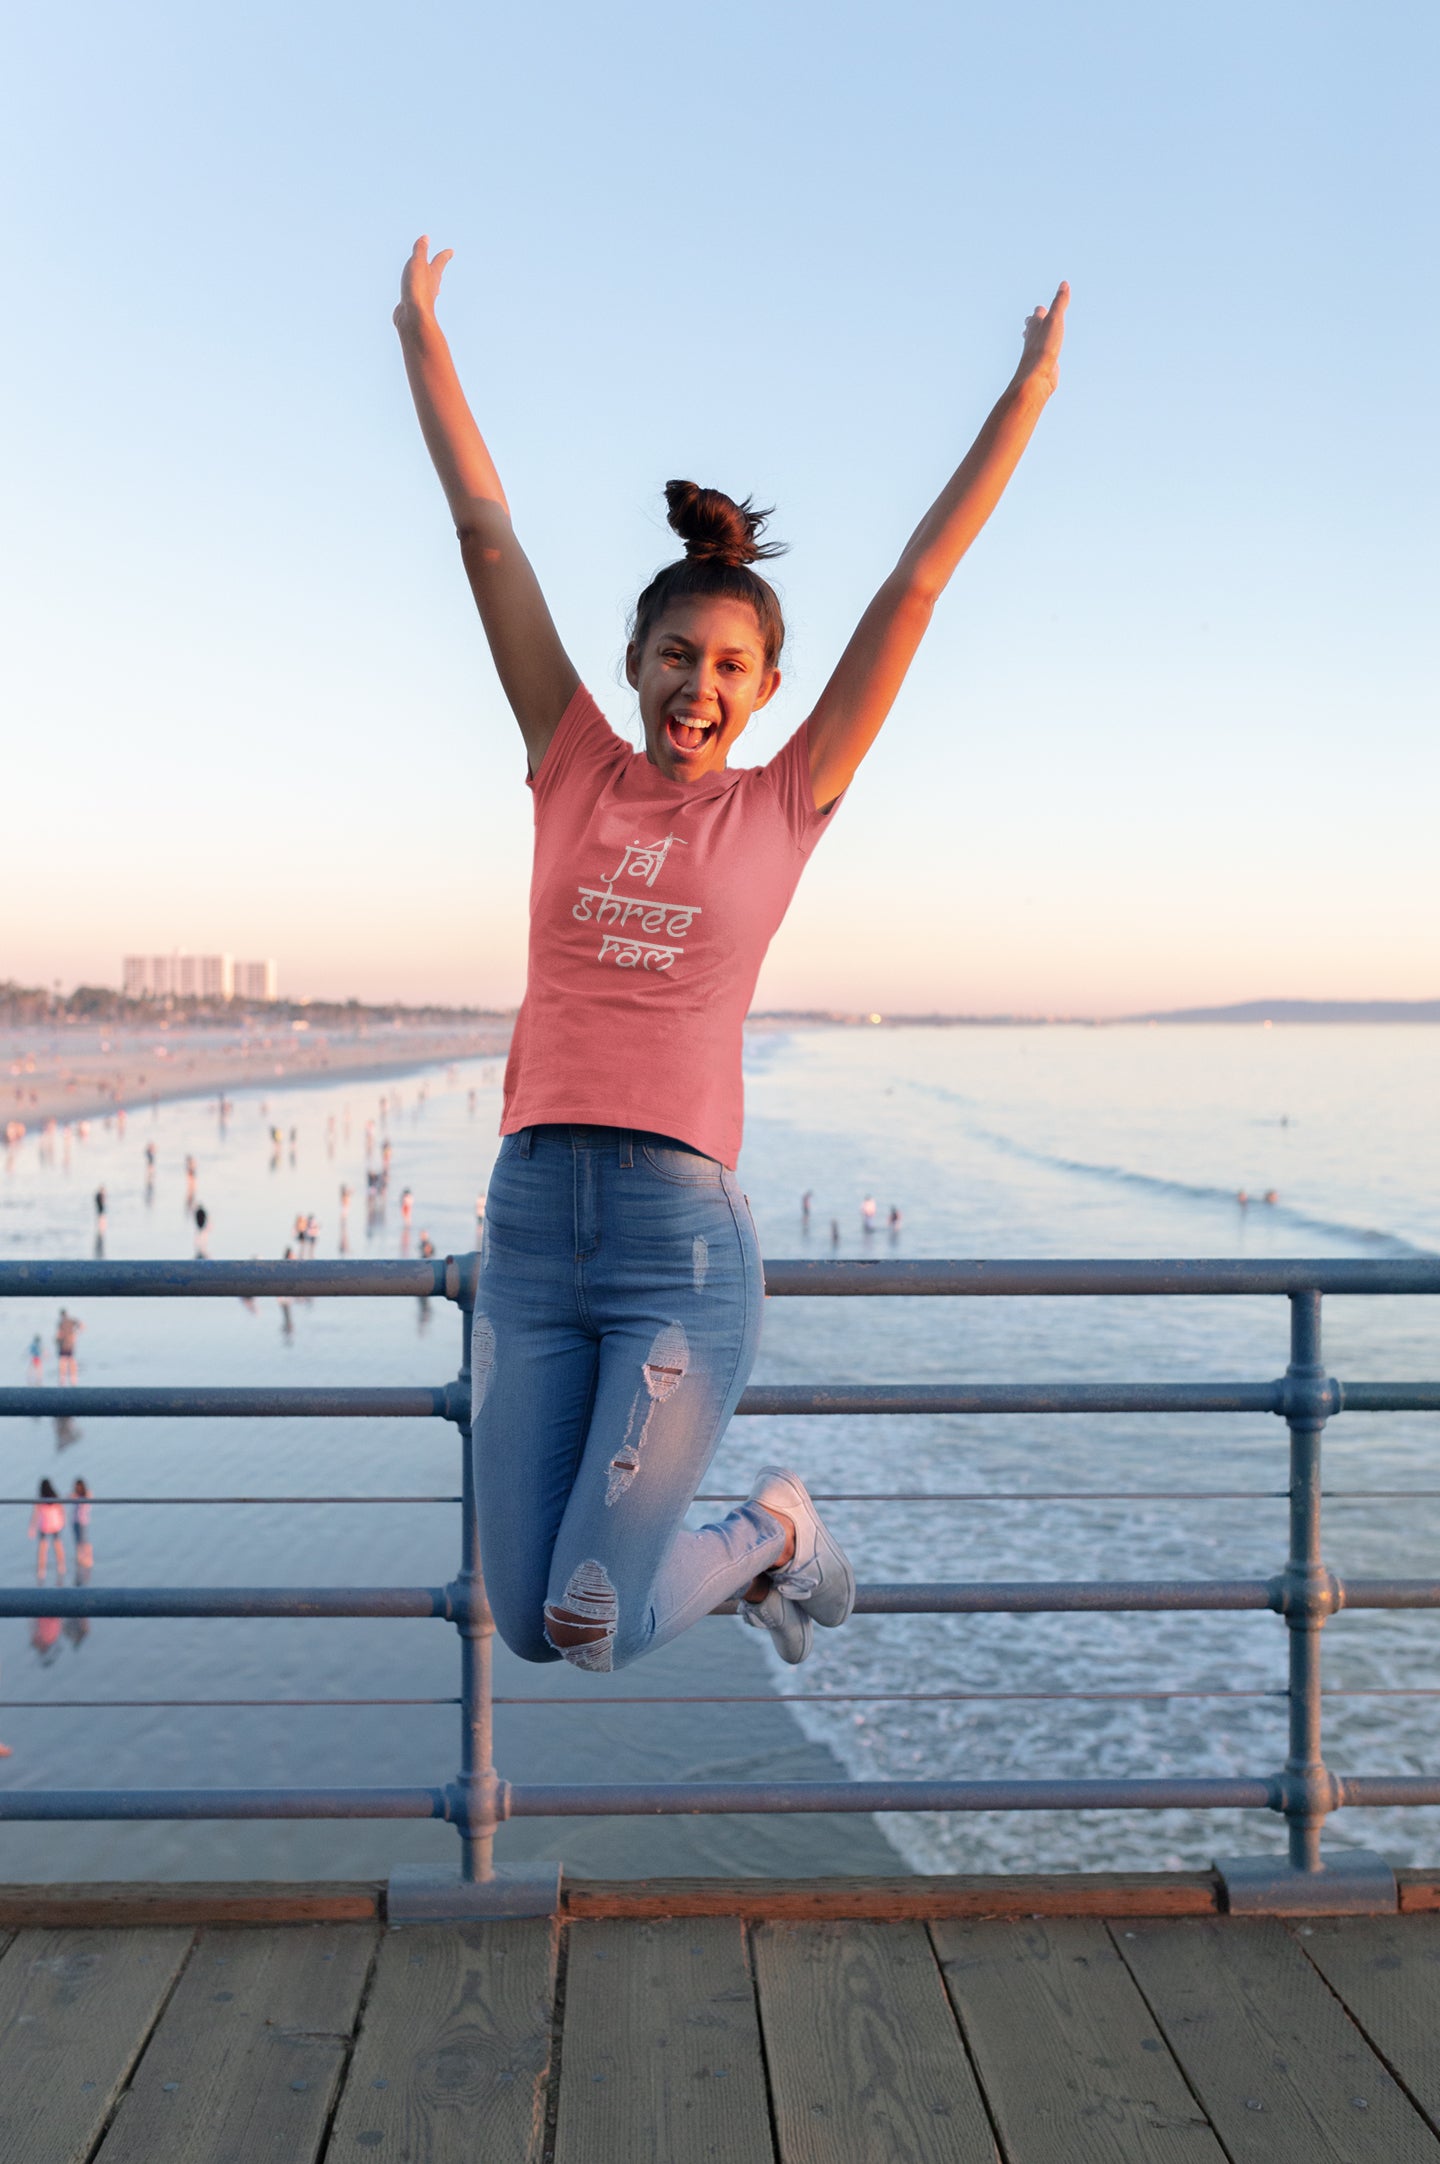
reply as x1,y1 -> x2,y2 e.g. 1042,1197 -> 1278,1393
470,1124 -> 786,1672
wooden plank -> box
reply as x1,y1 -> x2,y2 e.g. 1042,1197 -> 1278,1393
755,1920 -> 996,2164
0,1882 -> 381,1927
1113,1916 -> 1440,2162
95,1923 -> 376,2164
1398,1872 -> 1440,1913
564,1872 -> 1219,1921
0,1874 -> 1220,1928
0,1926 -> 194,2164
933,1917 -> 1224,2163
554,1918 -> 772,2164
326,1921 -> 556,2164
1295,1916 -> 1440,2135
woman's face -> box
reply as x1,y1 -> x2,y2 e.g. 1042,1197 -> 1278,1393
626,595 -> 780,782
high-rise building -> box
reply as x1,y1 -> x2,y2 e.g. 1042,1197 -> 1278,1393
123,953 -> 233,1000
121,954 -> 278,1001
233,960 -> 279,1002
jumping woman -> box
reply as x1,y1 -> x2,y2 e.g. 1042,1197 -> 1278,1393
396,241 -> 1067,1671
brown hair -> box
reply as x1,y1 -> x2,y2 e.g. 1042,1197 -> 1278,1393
631,481 -> 787,670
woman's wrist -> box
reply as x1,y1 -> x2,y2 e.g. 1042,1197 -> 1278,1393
1002,370 -> 1053,416
393,299 -> 439,343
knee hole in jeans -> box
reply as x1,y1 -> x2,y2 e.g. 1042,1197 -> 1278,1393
544,1559 -> 618,1673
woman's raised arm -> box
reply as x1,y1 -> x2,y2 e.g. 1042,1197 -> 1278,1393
394,238 -> 578,771
804,283 -> 1069,810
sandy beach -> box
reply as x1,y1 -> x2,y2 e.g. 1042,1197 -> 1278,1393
2,1017 -> 513,1133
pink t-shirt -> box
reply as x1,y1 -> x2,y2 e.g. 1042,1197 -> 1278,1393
502,685 -> 841,1167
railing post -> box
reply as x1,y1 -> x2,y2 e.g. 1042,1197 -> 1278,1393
454,1268 -> 500,1884
388,1251 -> 561,1920
1215,1289 -> 1396,1914
1282,1290 -> 1331,1872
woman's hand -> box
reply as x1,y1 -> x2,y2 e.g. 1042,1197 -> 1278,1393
1011,280 -> 1069,401
394,235 -> 454,331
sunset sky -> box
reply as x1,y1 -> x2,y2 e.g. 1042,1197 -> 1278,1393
3,0 -> 1436,1014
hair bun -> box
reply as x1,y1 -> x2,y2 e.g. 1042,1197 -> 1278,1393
663,480 -> 786,566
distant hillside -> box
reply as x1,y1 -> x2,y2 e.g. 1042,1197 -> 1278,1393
1128,999 -> 1440,1025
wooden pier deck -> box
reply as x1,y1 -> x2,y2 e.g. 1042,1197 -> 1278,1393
5,1873 -> 1440,2161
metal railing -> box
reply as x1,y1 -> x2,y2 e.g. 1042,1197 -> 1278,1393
1,1254 -> 1439,1913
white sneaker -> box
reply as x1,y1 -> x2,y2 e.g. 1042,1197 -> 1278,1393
749,1467 -> 856,1627
739,1584 -> 813,1665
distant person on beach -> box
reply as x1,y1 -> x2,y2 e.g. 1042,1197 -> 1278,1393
396,234 -> 1066,1671
69,1479 -> 93,1574
27,1334 -> 43,1381
55,1309 -> 82,1384
193,1203 -> 209,1257
29,1479 -> 66,1583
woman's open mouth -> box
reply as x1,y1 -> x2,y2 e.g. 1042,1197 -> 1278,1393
665,713 -> 717,754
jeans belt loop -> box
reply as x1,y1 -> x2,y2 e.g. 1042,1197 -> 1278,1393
618,1130 -> 634,1169
518,1126 -> 534,1159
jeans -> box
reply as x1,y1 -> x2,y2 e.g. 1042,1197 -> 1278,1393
471,1124 -> 785,1671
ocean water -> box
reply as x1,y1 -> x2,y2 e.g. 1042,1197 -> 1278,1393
1,1023 -> 1438,1879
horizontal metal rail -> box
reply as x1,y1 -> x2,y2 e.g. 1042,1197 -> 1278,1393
4,1576 -> 1440,1620
7,1379 -> 1437,1421
6,1256 -> 1440,1297
1,1772 -> 1437,1826
763,1259 -> 1440,1298
0,1788 -> 449,1821
0,1698 -> 461,1709
0,1588 -> 451,1618
0,1259 -> 447,1298
4,1487 -> 1438,1505
506,1777 -> 1282,1814
2,1251 -> 1439,1888
6,1380 -> 1440,1421
0,1386 -> 458,1419
11,1687 -> 1440,1708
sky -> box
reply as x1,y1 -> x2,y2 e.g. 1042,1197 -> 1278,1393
2,0 -> 1436,1014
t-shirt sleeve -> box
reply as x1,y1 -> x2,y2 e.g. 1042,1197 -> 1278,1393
527,684 -> 629,807
761,716 -> 846,853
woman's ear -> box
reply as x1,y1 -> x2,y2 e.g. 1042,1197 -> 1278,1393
753,667 -> 782,712
624,640 -> 640,690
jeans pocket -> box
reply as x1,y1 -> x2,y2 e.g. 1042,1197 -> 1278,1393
640,1138 -> 723,1186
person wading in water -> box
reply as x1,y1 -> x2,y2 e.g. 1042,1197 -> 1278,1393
395,238 -> 1067,1670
